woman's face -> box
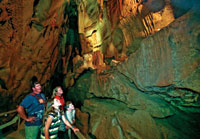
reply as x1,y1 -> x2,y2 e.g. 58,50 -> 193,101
56,87 -> 63,96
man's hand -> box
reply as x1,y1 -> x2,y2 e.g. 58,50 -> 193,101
25,116 -> 36,123
17,105 -> 36,123
38,98 -> 46,104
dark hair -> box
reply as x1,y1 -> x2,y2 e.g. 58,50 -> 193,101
65,101 -> 73,109
65,101 -> 72,106
31,76 -> 39,88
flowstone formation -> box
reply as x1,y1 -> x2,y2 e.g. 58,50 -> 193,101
66,0 -> 200,138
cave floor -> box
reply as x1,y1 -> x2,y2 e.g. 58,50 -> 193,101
4,121 -> 25,139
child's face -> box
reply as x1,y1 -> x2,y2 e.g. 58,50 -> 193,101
53,98 -> 61,108
68,103 -> 74,109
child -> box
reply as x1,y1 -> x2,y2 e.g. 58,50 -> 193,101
41,98 -> 79,139
58,101 -> 76,139
65,101 -> 76,139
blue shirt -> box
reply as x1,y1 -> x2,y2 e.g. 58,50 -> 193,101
20,93 -> 46,126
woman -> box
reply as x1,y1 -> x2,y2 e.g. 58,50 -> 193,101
40,98 -> 79,139
52,86 -> 67,139
51,86 -> 65,111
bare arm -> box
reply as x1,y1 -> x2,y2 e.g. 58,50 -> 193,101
16,106 -> 35,122
62,115 -> 79,133
72,110 -> 76,124
44,116 -> 53,139
62,115 -> 72,128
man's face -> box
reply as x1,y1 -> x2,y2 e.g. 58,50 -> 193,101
33,83 -> 42,93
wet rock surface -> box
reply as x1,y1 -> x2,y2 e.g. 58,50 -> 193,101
68,9 -> 200,139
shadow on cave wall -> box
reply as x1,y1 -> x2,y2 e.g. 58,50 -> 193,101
171,0 -> 200,18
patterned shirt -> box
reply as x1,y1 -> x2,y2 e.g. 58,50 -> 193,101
40,112 -> 61,139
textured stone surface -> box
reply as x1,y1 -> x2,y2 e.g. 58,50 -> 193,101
0,0 -> 177,109
117,11 -> 200,93
68,7 -> 200,139
82,99 -> 163,139
0,0 -> 65,109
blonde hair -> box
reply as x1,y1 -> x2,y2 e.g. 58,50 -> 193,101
43,98 -> 64,124
51,86 -> 62,99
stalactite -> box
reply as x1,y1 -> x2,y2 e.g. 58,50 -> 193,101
106,0 -> 123,29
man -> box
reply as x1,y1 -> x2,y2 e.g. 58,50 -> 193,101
17,78 -> 46,139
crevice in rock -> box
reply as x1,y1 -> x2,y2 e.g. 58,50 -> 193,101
116,68 -> 145,93
0,8 -> 2,16
0,78 -> 7,90
157,87 -> 200,113
42,26 -> 48,37
0,20 -> 6,25
174,86 -> 200,94
33,0 -> 40,8
0,78 -> 8,90
145,84 -> 175,93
